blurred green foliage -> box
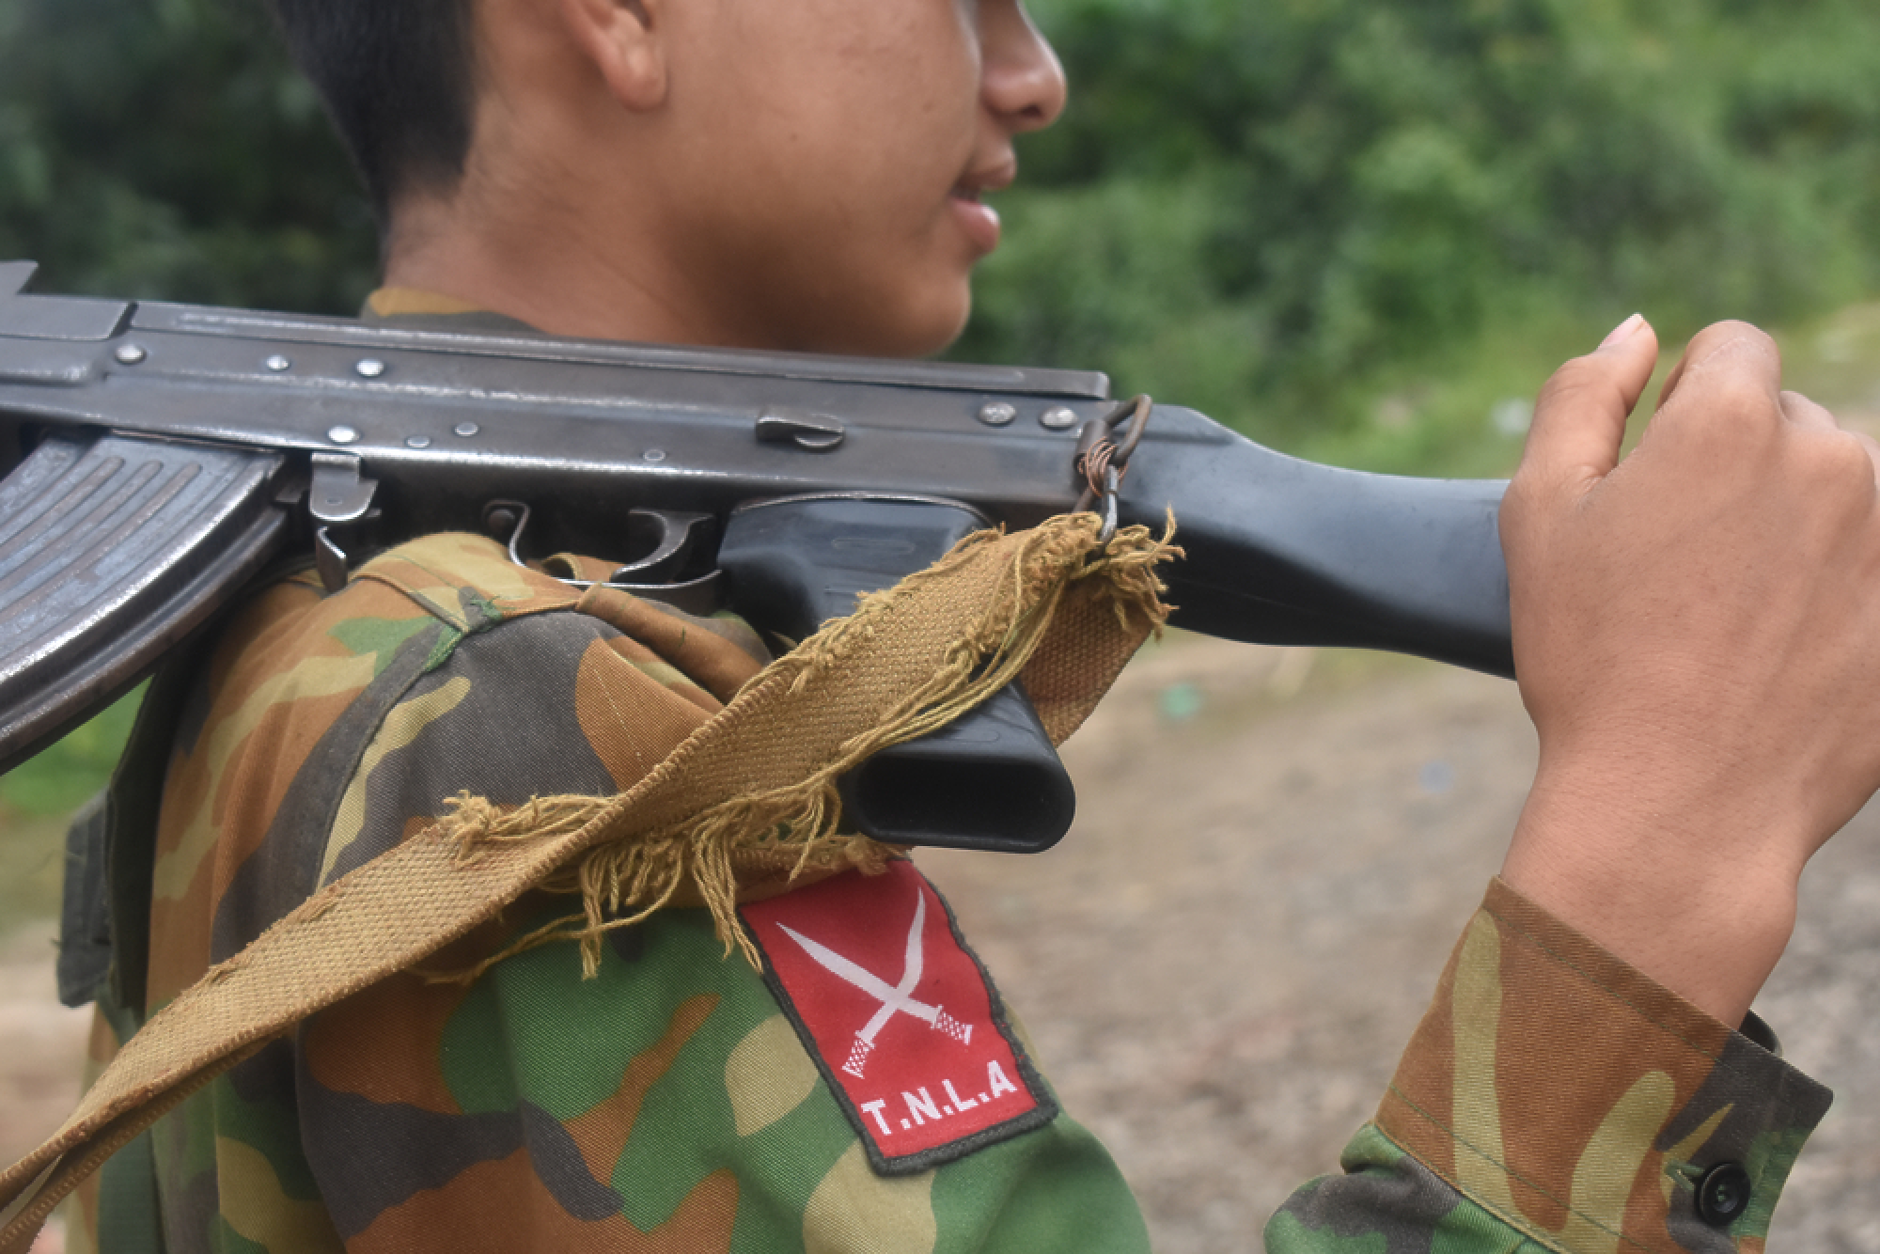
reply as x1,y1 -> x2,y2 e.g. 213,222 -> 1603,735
0,689 -> 143,922
4,0 -> 1880,829
960,0 -> 1880,466
0,0 -> 376,311
0,688 -> 141,816
4,0 -> 1878,460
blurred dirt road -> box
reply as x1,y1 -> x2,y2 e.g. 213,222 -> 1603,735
4,635 -> 1876,1249
925,637 -> 1880,1251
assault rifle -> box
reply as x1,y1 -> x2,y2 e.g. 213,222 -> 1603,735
0,260 -> 1511,852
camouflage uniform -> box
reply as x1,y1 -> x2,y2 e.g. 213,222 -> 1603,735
63,299 -> 1827,1253
1274,878 -> 1827,1253
71,535 -> 1151,1253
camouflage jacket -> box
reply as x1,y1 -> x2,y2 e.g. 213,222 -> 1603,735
67,529 -> 1826,1253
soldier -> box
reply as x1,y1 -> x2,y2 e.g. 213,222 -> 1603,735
67,0 -> 1880,1250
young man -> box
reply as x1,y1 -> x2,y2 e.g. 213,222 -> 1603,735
72,0 -> 1880,1249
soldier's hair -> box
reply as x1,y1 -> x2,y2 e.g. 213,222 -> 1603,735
268,0 -> 478,222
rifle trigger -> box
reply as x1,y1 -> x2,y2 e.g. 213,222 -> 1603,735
609,510 -> 715,583
756,410 -> 845,452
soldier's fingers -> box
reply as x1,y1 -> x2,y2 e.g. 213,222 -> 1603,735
1781,390 -> 1836,431
1857,431 -> 1880,482
1656,320 -> 1781,416
1780,391 -> 1880,479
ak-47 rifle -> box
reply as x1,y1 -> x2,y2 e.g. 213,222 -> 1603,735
0,259 -> 1511,852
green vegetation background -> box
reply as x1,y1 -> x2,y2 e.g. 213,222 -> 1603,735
5,0 -> 1880,907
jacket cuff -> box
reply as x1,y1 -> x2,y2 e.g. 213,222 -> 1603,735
1376,877 -> 1831,1253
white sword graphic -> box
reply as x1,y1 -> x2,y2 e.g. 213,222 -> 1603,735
776,890 -> 973,1078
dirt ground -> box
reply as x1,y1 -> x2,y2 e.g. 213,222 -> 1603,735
3,635 -> 1877,1250
926,637 -> 1880,1250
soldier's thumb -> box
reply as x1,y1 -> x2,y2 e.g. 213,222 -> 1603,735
1519,314 -> 1659,498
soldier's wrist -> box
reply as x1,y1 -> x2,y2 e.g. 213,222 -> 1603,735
1502,769 -> 1802,1026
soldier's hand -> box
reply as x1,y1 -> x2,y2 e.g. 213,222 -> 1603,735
1498,315 -> 1880,1025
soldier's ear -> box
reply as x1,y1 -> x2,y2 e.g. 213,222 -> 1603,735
557,0 -> 668,111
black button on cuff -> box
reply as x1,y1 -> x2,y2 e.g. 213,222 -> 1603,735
1696,1161 -> 1752,1228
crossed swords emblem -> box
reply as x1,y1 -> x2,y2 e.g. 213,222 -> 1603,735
776,889 -> 974,1079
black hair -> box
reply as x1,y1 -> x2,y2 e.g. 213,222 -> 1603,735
268,0 -> 478,222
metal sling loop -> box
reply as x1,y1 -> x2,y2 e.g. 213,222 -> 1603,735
1073,394 -> 1153,545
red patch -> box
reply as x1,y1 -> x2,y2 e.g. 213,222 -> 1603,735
742,863 -> 1056,1174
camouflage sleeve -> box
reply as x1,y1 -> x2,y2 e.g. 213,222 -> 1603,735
1267,878 -> 1831,1254
104,534 -> 1150,1254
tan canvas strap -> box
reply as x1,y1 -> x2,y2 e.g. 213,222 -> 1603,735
0,514 -> 1175,1251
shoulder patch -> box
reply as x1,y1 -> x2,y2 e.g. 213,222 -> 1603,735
742,863 -> 1057,1175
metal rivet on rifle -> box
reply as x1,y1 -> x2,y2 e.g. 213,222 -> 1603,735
1040,405 -> 1079,430
406,435 -> 432,449
114,344 -> 147,365
453,422 -> 480,438
326,425 -> 360,445
355,358 -> 387,379
977,401 -> 1018,427
644,449 -> 667,463
264,354 -> 291,372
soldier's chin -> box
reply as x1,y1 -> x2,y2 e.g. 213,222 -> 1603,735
816,287 -> 972,360
888,287 -> 975,361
